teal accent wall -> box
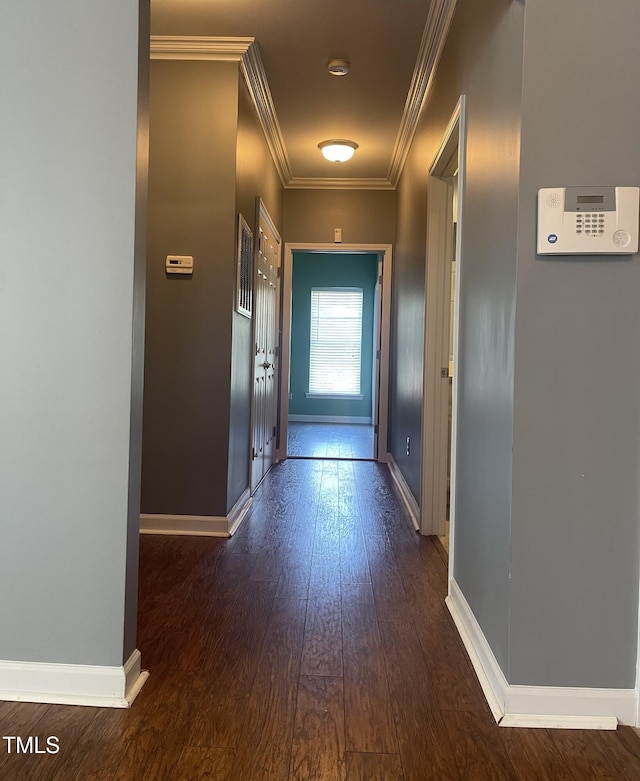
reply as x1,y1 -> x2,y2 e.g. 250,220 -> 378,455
290,252 -> 378,419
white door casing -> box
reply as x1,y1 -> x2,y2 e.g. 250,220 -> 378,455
279,243 -> 393,464
420,95 -> 466,577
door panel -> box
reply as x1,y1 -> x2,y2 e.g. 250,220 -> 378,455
250,202 -> 281,493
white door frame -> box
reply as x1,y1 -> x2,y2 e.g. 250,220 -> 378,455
279,242 -> 393,463
420,96 -> 466,571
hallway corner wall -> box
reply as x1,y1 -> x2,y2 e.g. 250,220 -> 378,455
393,0 -> 524,674
229,77 -> 285,511
0,0 -> 146,671
124,0 -> 151,663
143,59 -> 238,518
396,0 -> 640,701
508,0 -> 640,689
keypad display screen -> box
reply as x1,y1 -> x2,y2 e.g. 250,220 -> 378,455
565,187 -> 615,212
577,195 -> 604,204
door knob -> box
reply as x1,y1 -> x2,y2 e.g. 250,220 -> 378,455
262,361 -> 272,369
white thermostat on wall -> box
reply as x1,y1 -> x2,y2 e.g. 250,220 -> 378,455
165,255 -> 193,274
537,186 -> 639,255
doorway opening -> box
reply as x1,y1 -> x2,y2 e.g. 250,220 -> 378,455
279,243 -> 393,463
421,96 -> 466,571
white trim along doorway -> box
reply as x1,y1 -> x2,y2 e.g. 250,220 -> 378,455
279,243 -> 393,464
420,95 -> 467,573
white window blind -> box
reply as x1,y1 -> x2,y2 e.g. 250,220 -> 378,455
309,288 -> 363,396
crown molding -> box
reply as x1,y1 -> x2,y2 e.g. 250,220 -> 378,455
240,42 -> 293,185
150,35 -> 255,61
150,36 -> 292,186
286,177 -> 395,191
151,3 -> 458,192
387,0 -> 458,187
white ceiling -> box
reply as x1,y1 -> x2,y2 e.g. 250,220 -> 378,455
151,0 -> 448,188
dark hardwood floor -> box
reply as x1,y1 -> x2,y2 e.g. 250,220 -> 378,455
2,458 -> 640,779
287,423 -> 374,459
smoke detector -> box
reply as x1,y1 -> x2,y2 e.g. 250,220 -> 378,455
328,59 -> 350,76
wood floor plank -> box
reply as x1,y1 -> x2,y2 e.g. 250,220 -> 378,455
345,751 -> 405,780
599,729 -> 640,780
342,582 -> 398,754
398,569 -> 488,713
50,708 -> 133,781
91,667 -> 192,780
182,577 -> 277,676
175,747 -> 236,780
276,559 -> 312,599
501,728 -> 579,781
617,726 -> 640,766
379,620 -> 459,780
113,742 -> 184,781
308,546 -> 342,594
313,509 -> 346,551
289,675 -> 346,781
0,705 -> 101,781
227,597 -> 307,781
0,701 -> 51,773
183,580 -> 279,748
549,728 -> 640,780
301,576 -> 343,677
340,520 -> 371,585
370,565 -> 413,624
442,710 -> 519,781
4,460 -> 640,780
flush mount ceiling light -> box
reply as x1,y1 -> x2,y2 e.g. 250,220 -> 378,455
318,140 -> 358,163
327,58 -> 350,76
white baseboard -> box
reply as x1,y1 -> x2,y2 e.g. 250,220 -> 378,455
141,489 -> 251,538
446,578 -> 506,722
0,649 -> 149,709
288,415 -> 372,424
386,454 -> 420,531
446,578 -> 636,729
228,489 -> 252,535
140,513 -> 229,537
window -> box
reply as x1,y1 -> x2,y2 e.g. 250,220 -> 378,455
235,214 -> 253,318
308,287 -> 363,396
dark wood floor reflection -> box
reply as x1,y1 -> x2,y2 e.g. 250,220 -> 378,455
2,459 -> 640,779
287,422 -> 374,459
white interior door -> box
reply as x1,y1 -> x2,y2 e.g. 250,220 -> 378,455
250,201 -> 281,493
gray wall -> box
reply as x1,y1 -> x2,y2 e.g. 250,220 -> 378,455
393,0 -> 524,672
125,0 -> 151,662
229,79 -> 284,510
0,0 -> 146,666
143,60 -> 238,517
144,63 -> 284,517
283,189 -> 396,245
395,0 -> 640,689
509,0 -> 640,688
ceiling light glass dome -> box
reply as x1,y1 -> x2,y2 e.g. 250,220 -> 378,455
318,140 -> 358,163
